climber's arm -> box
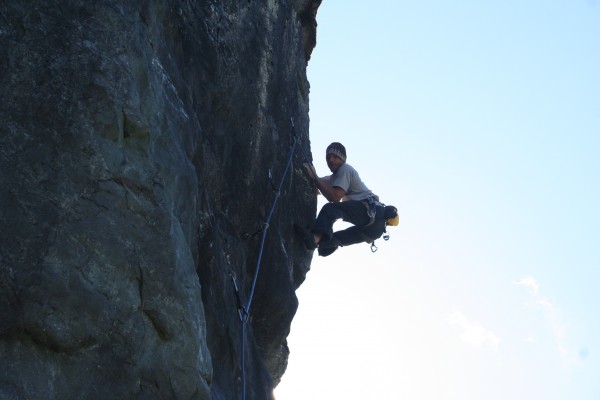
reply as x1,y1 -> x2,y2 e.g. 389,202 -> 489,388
315,177 -> 345,203
303,163 -> 345,203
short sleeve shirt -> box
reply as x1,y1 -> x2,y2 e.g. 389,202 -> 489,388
330,163 -> 378,201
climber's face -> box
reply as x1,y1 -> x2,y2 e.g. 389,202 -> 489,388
326,153 -> 344,173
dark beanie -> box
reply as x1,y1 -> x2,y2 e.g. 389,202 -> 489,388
326,142 -> 347,162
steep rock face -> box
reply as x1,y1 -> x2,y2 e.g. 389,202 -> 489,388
0,1 -> 320,399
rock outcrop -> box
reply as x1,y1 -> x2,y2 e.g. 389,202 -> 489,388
0,1 -> 321,399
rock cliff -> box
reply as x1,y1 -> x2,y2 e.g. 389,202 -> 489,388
0,1 -> 321,399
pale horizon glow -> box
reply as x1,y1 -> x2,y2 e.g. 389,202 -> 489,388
275,1 -> 599,399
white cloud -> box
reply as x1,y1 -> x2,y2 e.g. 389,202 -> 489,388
513,276 -> 574,362
513,276 -> 540,295
447,310 -> 501,349
525,335 -> 537,344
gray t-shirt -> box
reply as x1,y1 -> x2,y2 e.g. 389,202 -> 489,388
330,163 -> 378,201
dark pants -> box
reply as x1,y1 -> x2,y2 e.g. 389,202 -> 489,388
312,200 -> 386,257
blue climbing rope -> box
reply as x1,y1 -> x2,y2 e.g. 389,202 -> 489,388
245,137 -> 298,312
232,118 -> 300,400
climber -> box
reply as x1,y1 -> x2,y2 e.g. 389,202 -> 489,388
296,142 -> 397,257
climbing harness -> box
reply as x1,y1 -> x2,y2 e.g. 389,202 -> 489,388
361,196 -> 384,227
231,118 -> 301,400
368,205 -> 398,253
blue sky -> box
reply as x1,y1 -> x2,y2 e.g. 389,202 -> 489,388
275,1 -> 599,399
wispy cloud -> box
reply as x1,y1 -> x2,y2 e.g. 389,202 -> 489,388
513,276 -> 540,295
513,276 -> 574,361
525,335 -> 537,344
447,311 -> 501,349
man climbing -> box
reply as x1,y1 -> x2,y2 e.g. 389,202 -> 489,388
297,142 -> 397,257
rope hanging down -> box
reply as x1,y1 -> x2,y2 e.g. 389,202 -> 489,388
231,118 -> 301,400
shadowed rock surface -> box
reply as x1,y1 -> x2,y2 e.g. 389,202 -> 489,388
0,1 -> 321,399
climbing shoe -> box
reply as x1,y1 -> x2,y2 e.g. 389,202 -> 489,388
294,224 -> 317,251
318,246 -> 337,257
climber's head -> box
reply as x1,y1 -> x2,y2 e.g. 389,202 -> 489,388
326,142 -> 346,173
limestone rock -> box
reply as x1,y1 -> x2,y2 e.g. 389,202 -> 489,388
0,1 -> 320,399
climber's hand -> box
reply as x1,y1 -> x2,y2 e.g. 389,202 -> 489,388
303,163 -> 318,181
